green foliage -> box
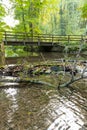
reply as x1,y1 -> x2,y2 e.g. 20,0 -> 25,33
10,0 -> 46,34
0,4 -> 5,18
81,3 -> 87,18
5,46 -> 38,57
0,3 -> 11,38
0,0 -> 86,55
0,0 -> 85,35
7,0 -> 85,35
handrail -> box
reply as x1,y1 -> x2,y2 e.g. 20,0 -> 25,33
1,31 -> 86,45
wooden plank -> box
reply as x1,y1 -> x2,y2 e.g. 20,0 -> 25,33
4,41 -> 54,46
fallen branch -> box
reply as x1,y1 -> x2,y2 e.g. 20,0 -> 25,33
0,77 -> 55,88
58,75 -> 87,89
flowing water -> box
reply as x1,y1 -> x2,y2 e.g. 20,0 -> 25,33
0,52 -> 87,130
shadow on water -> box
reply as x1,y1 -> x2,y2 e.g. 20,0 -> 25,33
0,52 -> 87,130
6,52 -> 86,64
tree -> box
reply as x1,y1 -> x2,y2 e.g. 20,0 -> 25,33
81,1 -> 87,34
39,0 -> 60,34
0,1 -> 10,65
6,0 -> 84,35
81,2 -> 87,18
10,0 -> 46,34
0,2 -> 7,32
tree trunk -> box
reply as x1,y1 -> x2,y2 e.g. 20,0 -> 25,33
20,0 -> 27,33
0,42 -> 5,66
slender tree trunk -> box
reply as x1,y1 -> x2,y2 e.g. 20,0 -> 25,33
28,0 -> 33,36
0,42 -> 5,65
28,0 -> 34,52
29,22 -> 33,37
20,0 -> 27,33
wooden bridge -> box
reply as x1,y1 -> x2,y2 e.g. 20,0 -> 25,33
0,31 -> 87,65
2,31 -> 87,46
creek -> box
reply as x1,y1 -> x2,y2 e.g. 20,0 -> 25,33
0,52 -> 87,130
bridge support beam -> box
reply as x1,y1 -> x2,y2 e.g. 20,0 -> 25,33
0,42 -> 5,66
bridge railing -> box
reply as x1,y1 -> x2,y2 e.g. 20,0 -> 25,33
2,31 -> 87,45
3,31 -> 50,42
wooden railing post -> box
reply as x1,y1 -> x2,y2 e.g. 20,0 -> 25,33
5,31 -> 6,39
4,31 -> 7,44
68,35 -> 70,44
81,35 -> 85,44
52,35 -> 54,45
38,34 -> 40,45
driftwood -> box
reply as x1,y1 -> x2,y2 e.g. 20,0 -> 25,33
0,77 -> 55,88
58,75 -> 87,89
0,58 -> 87,89
58,59 -> 87,89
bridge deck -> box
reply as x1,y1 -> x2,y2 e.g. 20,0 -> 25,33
2,31 -> 87,46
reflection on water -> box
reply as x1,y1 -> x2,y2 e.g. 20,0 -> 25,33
6,52 -> 86,64
0,76 -> 19,87
4,88 -> 17,100
47,93 -> 84,130
0,85 -> 87,130
4,88 -> 18,126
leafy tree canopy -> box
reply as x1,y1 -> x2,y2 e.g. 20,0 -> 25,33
81,3 -> 87,18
